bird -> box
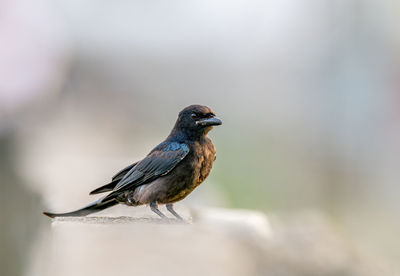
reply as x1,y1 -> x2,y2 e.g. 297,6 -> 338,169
43,104 -> 222,220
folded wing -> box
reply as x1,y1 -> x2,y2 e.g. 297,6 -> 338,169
100,142 -> 189,202
89,162 -> 138,195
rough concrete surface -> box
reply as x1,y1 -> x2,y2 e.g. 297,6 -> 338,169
27,207 -> 393,276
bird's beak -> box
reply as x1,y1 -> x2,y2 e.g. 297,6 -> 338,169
196,117 -> 222,127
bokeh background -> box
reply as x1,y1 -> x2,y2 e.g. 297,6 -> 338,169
1,0 -> 400,275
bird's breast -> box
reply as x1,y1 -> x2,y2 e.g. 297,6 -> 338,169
190,139 -> 216,187
144,138 -> 216,204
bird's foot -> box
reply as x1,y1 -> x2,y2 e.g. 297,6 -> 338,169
166,203 -> 184,221
150,202 -> 167,219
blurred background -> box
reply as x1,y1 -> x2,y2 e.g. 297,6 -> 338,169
1,0 -> 400,275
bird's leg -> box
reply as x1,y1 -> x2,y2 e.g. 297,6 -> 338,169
166,203 -> 183,220
150,202 -> 167,219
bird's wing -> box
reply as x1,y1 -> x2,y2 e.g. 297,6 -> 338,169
89,161 -> 139,195
111,162 -> 138,181
101,142 -> 189,202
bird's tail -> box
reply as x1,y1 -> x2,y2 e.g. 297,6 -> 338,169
43,198 -> 118,218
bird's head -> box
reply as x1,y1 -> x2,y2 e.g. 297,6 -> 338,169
171,105 -> 222,139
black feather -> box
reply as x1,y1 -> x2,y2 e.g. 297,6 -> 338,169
100,142 -> 189,202
89,162 -> 138,195
89,181 -> 119,195
43,198 -> 118,218
111,162 -> 138,181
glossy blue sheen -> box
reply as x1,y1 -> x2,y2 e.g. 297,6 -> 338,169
154,142 -> 189,153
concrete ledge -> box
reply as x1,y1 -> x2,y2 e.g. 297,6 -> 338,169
27,208 -> 392,276
52,216 -> 190,224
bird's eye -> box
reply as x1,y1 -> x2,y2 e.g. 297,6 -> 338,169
191,113 -> 198,119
